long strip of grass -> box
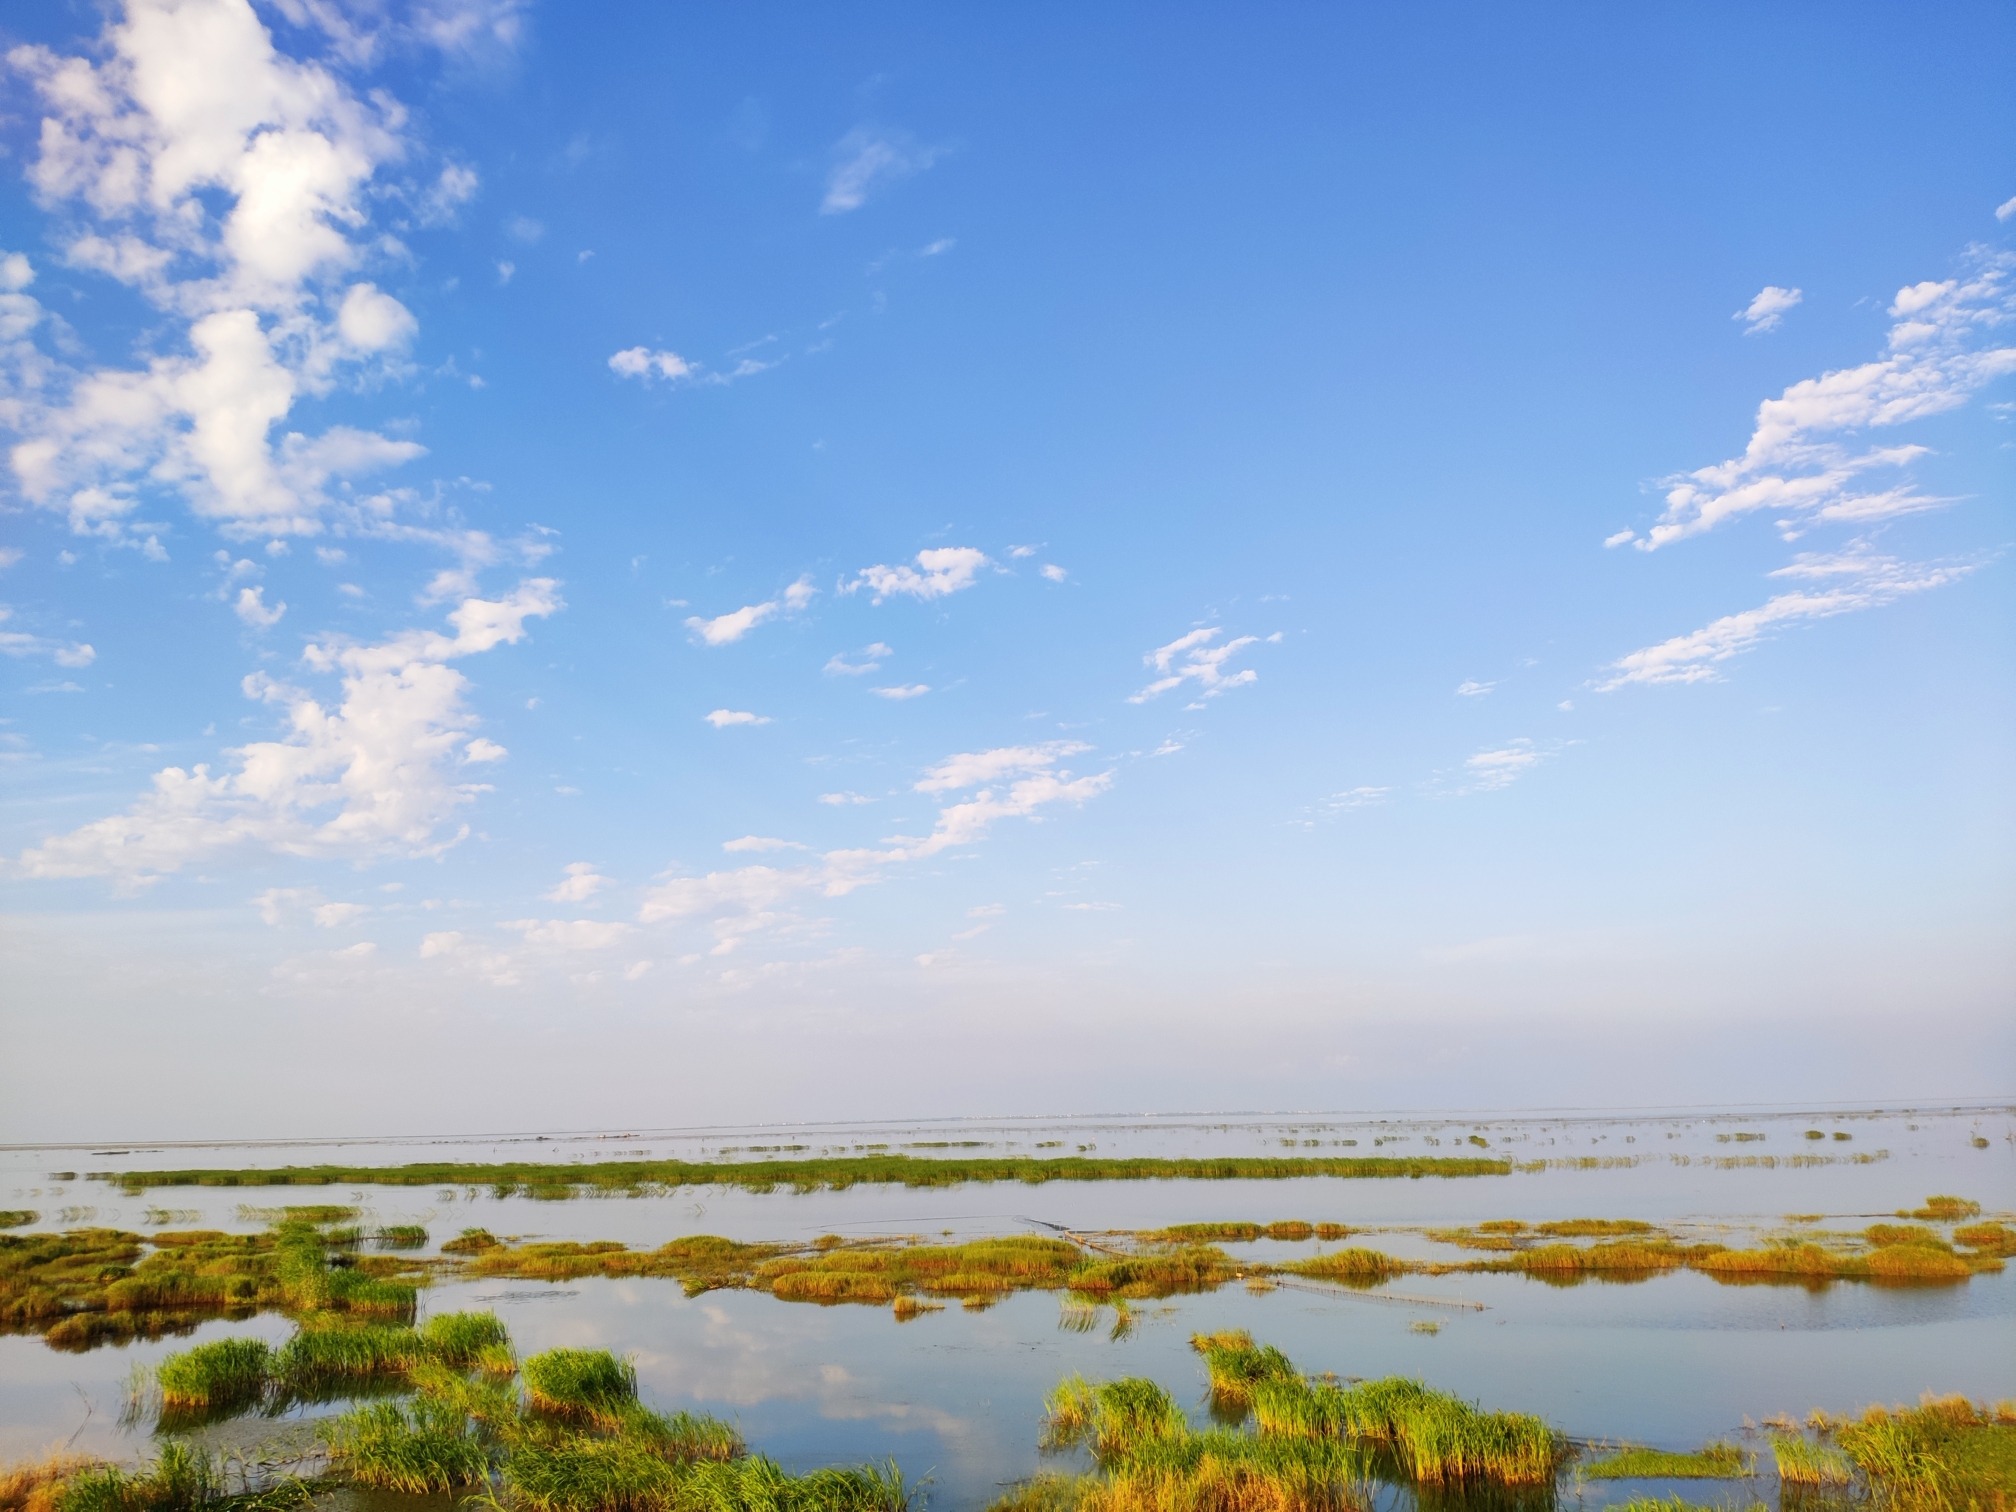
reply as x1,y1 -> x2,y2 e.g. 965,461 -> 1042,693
1769,1435 -> 1854,1487
93,1153 -> 1512,1195
1250,1375 -> 1564,1485
1578,1443 -> 1746,1479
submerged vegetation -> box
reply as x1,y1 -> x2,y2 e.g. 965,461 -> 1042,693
92,1153 -> 1512,1196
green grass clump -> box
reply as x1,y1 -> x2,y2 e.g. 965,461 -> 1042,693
320,1397 -> 490,1492
441,1228 -> 500,1254
273,1324 -> 428,1390
0,1213 -> 37,1230
154,1339 -> 271,1411
1604,1500 -> 1767,1512
1827,1396 -> 2016,1510
1044,1377 -> 1190,1460
1770,1434 -> 1853,1486
421,1310 -> 512,1367
1579,1442 -> 1746,1478
523,1348 -> 638,1423
94,1152 -> 1514,1197
1189,1331 -> 1297,1409
372,1226 -> 428,1250
1249,1374 -> 1564,1485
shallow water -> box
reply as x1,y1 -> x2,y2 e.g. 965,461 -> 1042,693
4,1101 -> 2012,1508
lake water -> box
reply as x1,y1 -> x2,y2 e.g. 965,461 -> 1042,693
4,1100 -> 2011,1510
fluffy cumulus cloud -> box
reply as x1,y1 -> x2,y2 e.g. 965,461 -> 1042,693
545,861 -> 610,903
638,742 -> 1111,954
843,547 -> 989,603
2,0 -> 450,542
1598,546 -> 1978,691
608,347 -> 696,382
1129,627 -> 1277,703
1614,250 -> 2016,552
704,709 -> 769,727
1735,285 -> 1802,335
13,580 -> 560,890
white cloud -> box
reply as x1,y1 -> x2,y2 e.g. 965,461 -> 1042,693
1618,248 -> 2016,551
916,741 -> 1088,793
705,709 -> 769,727
1462,740 -> 1541,792
1324,786 -> 1390,812
821,128 -> 941,214
1007,544 -> 1041,559
1129,627 -> 1263,703
545,861 -> 609,902
313,901 -> 367,927
336,282 -> 416,351
871,684 -> 930,700
1039,564 -> 1068,582
0,606 -> 96,667
686,601 -> 776,645
639,743 -> 1112,954
5,0 -> 436,542
685,576 -> 815,645
1735,285 -> 1802,335
0,549 -> 24,571
609,346 -> 696,382
234,585 -> 285,627
919,238 -> 956,257
495,260 -> 514,285
503,918 -> 632,950
968,903 -> 1005,918
1996,195 -> 2016,223
825,642 -> 891,676
1597,547 -> 1978,690
818,791 -> 871,805
723,836 -> 806,853
461,737 -> 506,763
1062,901 -> 1120,912
15,579 -> 559,890
1455,679 -> 1494,697
844,546 -> 989,603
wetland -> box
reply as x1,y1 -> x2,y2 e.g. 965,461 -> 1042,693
2,1103 -> 2010,1512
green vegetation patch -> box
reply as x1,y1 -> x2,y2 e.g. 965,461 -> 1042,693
1902,1195 -> 1982,1221
1579,1442 -> 1747,1478
0,1213 -> 38,1230
93,1152 -> 1513,1197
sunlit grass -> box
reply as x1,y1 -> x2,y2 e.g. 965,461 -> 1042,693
1578,1442 -> 1746,1478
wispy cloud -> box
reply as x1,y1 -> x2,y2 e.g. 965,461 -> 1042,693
871,684 -> 930,700
545,862 -> 611,903
1597,546 -> 1980,690
825,643 -> 892,676
0,606 -> 96,668
1611,248 -> 2016,551
685,576 -> 816,645
1460,740 -> 1542,793
609,347 -> 697,381
1735,285 -> 1802,335
821,128 -> 941,214
704,709 -> 770,727
1129,627 -> 1277,703
1455,679 -> 1493,697
723,836 -> 807,853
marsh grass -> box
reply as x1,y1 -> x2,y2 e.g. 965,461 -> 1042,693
1770,1436 -> 1854,1487
1189,1332 -> 1297,1409
1903,1198 -> 1981,1221
371,1227 -> 427,1250
0,1452 -> 105,1512
155,1340 -> 271,1411
1825,1396 -> 2016,1511
0,1214 -> 37,1231
1953,1224 -> 2016,1257
523,1349 -> 638,1423
97,1153 -> 1513,1197
1251,1376 -> 1563,1486
1578,1443 -> 1746,1479
1283,1250 -> 1397,1285
319,1397 -> 489,1492
1533,1220 -> 1656,1237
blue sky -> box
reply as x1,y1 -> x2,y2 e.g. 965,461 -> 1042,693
2,1 -> 2012,1139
